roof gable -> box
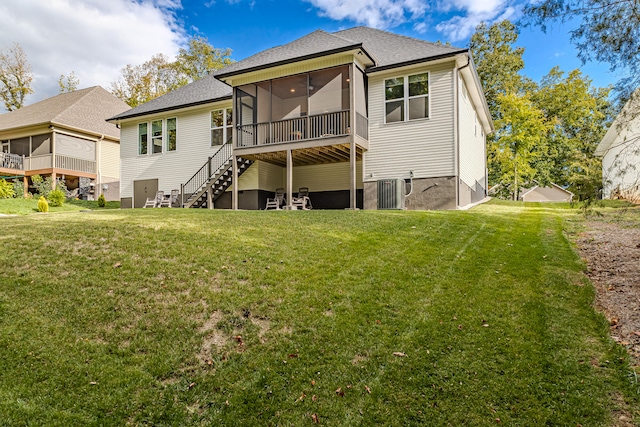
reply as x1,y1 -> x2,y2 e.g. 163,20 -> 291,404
0,86 -> 129,139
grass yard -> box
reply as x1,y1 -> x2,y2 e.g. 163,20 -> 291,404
0,198 -> 120,215
0,203 -> 638,426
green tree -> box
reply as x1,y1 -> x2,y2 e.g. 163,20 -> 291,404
58,71 -> 80,93
175,36 -> 234,83
0,43 -> 33,111
532,67 -> 611,199
469,20 -> 531,118
111,37 -> 234,107
493,92 -> 550,200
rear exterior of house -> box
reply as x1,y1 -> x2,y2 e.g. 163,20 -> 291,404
111,27 -> 493,210
0,86 -> 129,200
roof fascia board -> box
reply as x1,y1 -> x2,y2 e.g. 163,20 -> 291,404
108,96 -> 232,124
364,50 -> 467,74
50,124 -> 119,142
111,98 -> 233,126
216,44 -> 373,82
457,54 -> 494,134
0,123 -> 52,139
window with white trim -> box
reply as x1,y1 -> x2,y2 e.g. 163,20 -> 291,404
384,72 -> 429,123
138,123 -> 148,155
137,118 -> 177,155
211,108 -> 232,146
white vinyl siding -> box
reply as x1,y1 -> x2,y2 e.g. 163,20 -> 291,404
458,77 -> 486,191
120,102 -> 232,199
601,116 -> 640,199
100,140 -> 120,179
293,162 -> 362,191
365,62 -> 455,181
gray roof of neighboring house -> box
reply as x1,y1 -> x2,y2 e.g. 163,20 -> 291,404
108,75 -> 233,122
0,86 -> 129,139
109,27 -> 467,121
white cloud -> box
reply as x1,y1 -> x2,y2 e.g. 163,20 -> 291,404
435,1 -> 520,41
304,0 -> 430,29
0,0 -> 186,108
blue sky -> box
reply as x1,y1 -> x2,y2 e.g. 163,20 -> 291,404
0,0 -> 618,108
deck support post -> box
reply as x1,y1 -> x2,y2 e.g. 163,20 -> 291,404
232,155 -> 238,210
349,62 -> 357,210
285,149 -> 293,209
23,176 -> 28,198
207,188 -> 213,209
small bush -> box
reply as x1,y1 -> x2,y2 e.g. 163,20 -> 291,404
97,193 -> 106,208
37,196 -> 49,212
0,179 -> 15,199
31,175 -> 50,197
48,189 -> 66,207
12,180 -> 24,198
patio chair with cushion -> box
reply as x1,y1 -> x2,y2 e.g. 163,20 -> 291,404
143,191 -> 164,208
159,189 -> 179,208
291,187 -> 312,210
265,187 -> 286,210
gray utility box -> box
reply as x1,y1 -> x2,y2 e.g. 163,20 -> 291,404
377,178 -> 405,209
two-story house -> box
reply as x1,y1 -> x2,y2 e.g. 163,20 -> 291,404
0,86 -> 129,200
110,27 -> 493,210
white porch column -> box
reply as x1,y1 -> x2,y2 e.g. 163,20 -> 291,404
349,63 -> 357,210
232,155 -> 238,210
286,149 -> 293,209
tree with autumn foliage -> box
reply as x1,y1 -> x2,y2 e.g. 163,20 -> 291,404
0,43 -> 33,111
111,37 -> 234,107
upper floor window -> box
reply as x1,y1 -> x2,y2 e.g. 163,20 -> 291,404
384,72 -> 429,123
138,123 -> 148,155
138,118 -> 177,155
211,108 -> 232,146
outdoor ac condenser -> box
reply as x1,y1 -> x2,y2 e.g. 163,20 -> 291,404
377,178 -> 405,209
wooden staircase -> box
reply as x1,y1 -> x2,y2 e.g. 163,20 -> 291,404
181,143 -> 253,208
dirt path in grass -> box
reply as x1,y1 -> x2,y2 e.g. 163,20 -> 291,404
576,208 -> 640,366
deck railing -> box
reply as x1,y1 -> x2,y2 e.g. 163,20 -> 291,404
237,110 -> 353,148
355,112 -> 368,140
55,155 -> 96,174
0,152 -> 24,170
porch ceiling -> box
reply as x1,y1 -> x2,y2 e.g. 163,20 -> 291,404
243,143 -> 363,167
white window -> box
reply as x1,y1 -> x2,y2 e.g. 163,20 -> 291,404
138,118 -> 177,155
151,120 -> 163,154
138,123 -> 148,155
211,108 -> 233,146
166,118 -> 177,151
384,72 -> 429,123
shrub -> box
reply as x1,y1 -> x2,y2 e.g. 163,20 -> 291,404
48,189 -> 66,207
0,179 -> 15,199
97,193 -> 106,208
37,196 -> 49,212
12,180 -> 24,198
31,174 -> 50,197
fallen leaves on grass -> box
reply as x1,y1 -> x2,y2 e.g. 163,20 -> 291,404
393,352 -> 406,357
335,387 -> 345,397
311,413 -> 320,423
113,262 -> 121,268
365,385 -> 371,394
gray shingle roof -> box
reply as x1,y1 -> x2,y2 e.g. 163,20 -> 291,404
334,27 -> 466,72
0,86 -> 129,139
108,27 -> 468,120
108,75 -> 232,122
215,30 -> 367,79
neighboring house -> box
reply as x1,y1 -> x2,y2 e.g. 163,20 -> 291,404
519,183 -> 573,202
109,27 -> 493,210
595,94 -> 640,202
0,86 -> 129,200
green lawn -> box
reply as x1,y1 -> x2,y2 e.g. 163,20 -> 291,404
0,198 -> 120,215
0,204 -> 638,426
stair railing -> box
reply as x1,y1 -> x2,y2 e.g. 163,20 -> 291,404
181,142 -> 233,206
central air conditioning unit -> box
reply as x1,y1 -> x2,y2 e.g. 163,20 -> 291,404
377,178 -> 405,209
